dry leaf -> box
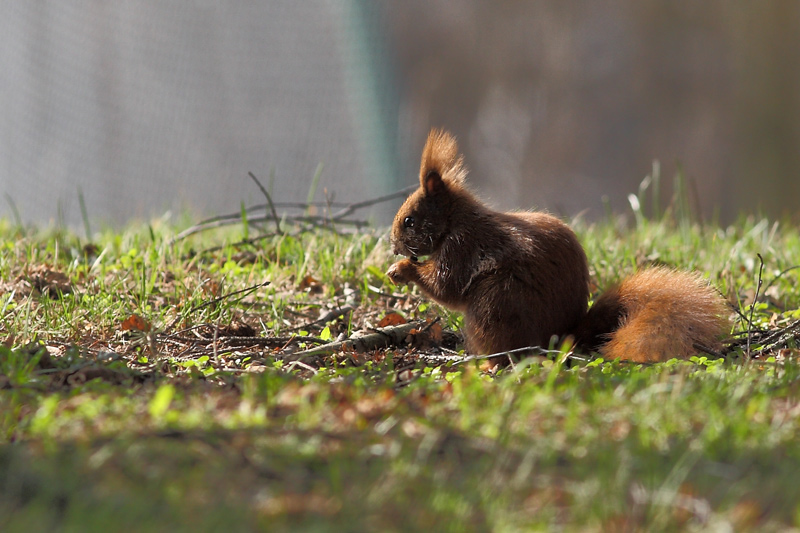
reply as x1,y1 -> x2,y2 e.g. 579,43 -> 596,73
120,314 -> 151,332
298,275 -> 323,294
729,499 -> 763,529
409,320 -> 443,349
425,321 -> 443,343
378,312 -> 406,327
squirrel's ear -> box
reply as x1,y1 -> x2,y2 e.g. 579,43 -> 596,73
420,129 -> 466,190
423,170 -> 446,197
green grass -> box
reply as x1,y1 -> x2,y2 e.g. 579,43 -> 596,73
1,203 -> 800,532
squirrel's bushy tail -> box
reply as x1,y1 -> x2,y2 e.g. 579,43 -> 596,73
575,267 -> 731,363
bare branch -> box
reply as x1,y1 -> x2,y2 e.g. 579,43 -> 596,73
286,306 -> 354,333
248,171 -> 282,234
330,185 -> 417,221
170,182 -> 416,243
284,320 -> 426,362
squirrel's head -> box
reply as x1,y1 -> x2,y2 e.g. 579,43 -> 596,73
390,129 -> 467,258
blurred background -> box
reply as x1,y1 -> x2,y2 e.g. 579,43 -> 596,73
2,2 -> 798,228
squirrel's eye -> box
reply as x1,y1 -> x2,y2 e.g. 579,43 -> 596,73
403,216 -> 415,228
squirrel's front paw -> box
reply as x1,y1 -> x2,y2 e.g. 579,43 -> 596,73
387,259 -> 415,285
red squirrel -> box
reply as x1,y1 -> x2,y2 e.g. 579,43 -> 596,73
387,129 -> 730,363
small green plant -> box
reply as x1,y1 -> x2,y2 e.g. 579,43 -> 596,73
0,345 -> 44,387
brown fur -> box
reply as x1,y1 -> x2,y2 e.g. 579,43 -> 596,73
388,129 -> 731,363
573,267 -> 730,362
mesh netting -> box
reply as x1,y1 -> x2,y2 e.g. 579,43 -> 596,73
1,3 -> 400,227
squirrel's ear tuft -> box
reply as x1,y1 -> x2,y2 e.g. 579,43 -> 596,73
420,129 -> 467,188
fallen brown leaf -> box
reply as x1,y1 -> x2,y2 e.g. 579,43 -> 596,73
378,312 -> 406,327
120,314 -> 152,333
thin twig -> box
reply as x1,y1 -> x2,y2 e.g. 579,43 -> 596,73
285,215 -> 370,228
282,360 -> 319,374
329,185 -> 417,221
286,306 -> 354,332
732,305 -> 763,334
444,345 -> 590,367
160,334 -> 327,347
754,318 -> 800,348
223,335 -> 328,347
170,184 -> 415,242
417,316 -> 442,334
192,280 -> 270,314
760,264 -> 800,303
284,320 -> 427,362
193,234 -> 275,255
692,342 -> 726,359
248,172 -> 282,234
732,318 -> 800,358
163,280 -> 271,334
746,253 -> 765,360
